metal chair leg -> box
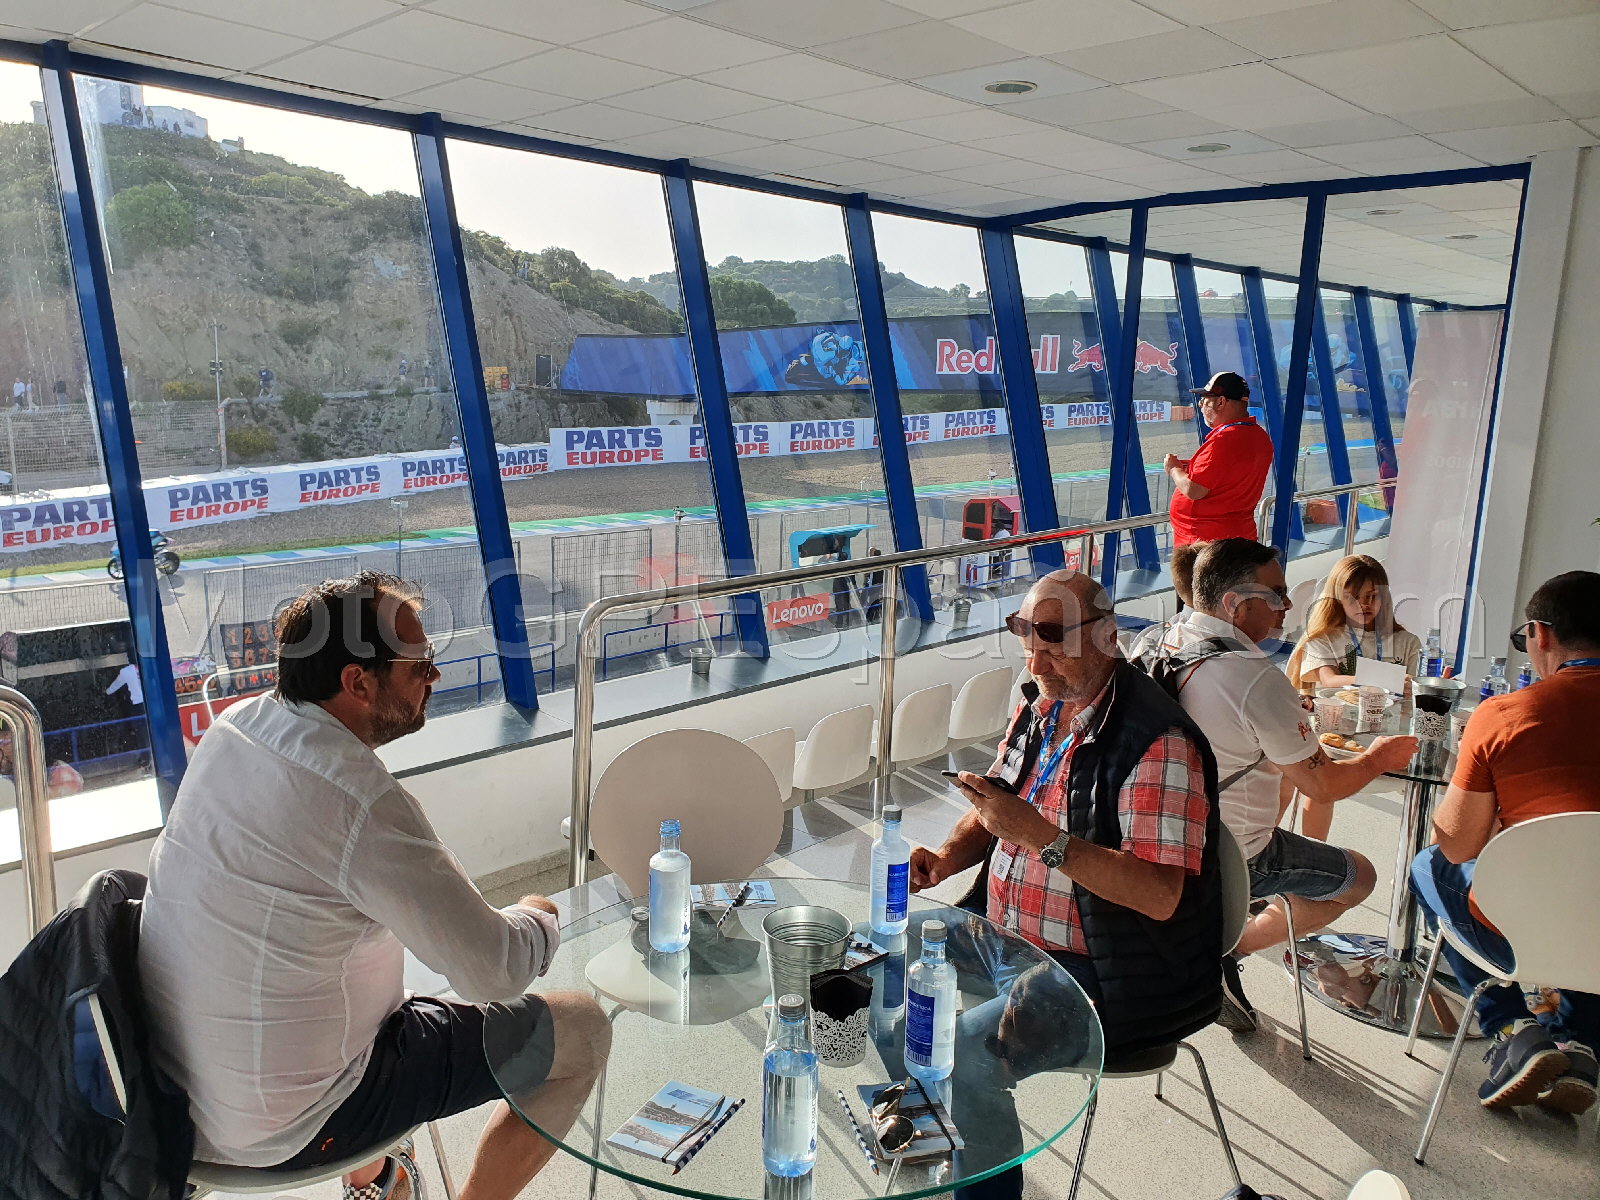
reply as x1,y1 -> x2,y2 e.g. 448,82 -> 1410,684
1065,1089 -> 1098,1200
1415,979 -> 1493,1164
1280,893 -> 1311,1061
1154,1071 -> 1164,1100
425,1121 -> 455,1200
1178,1042 -> 1242,1189
1406,935 -> 1446,1058
588,1004 -> 626,1200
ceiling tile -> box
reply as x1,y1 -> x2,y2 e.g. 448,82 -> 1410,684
577,16 -> 786,74
890,106 -> 1046,141
1051,28 -> 1259,85
1397,96 -> 1567,133
889,0 -> 1034,18
427,0 -> 659,43
1583,118 -> 1600,138
398,76 -> 569,122
608,77 -> 771,122
1074,109 -> 1229,142
1208,0 -> 1442,58
612,124 -> 770,157
1273,34 -> 1530,111
800,158 -> 914,186
261,43 -> 455,97
83,3 -> 311,70
1002,86 -> 1174,127
706,104 -> 863,140
1303,134 -> 1458,166
0,0 -> 139,37
915,182 -> 1032,207
1549,90 -> 1600,119
1431,119 -> 1598,159
696,143 -> 849,173
690,0 -> 921,47
1251,113 -> 1414,147
950,0 -> 1181,55
335,10 -> 550,74
485,48 -> 674,101
696,56 -> 886,102
1194,147 -> 1335,179
527,102 -> 681,140
1128,61 -> 1363,127
1454,13 -> 1600,97
940,158 -> 1065,184
1407,0 -> 1599,31
1135,130 -> 1287,159
1137,0 -> 1326,20
915,57 -> 1107,106
159,0 -> 395,41
873,142 -> 1009,172
983,127 -> 1158,170
870,172 -> 967,198
1092,160 -> 1236,186
1024,174 -> 1156,201
811,20 -> 1017,77
805,83 -> 974,123
790,124 -> 944,157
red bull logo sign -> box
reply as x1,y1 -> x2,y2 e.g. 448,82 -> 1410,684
935,335 -> 1061,375
1064,340 -> 1180,376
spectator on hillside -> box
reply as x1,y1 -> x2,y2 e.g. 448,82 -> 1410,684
257,367 -> 274,398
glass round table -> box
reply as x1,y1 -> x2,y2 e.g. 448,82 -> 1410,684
484,877 -> 1102,1200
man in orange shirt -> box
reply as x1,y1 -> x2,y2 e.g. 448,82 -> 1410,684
1411,571 -> 1600,1114
1163,372 -> 1275,546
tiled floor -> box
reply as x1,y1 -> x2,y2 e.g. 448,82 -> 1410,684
221,749 -> 1599,1200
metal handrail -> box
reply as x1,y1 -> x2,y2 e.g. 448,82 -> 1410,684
3,685 -> 56,933
1255,474 -> 1399,556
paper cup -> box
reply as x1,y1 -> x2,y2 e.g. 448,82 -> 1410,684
1357,686 -> 1388,734
1450,707 -> 1473,753
1312,696 -> 1344,735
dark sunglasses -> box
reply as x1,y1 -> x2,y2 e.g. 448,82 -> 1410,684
1005,612 -> 1110,644
1509,620 -> 1548,654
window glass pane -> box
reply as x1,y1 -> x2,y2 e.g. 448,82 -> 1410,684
0,61 -> 157,849
693,183 -> 890,647
447,142 -> 725,686
1014,236 -> 1110,528
1191,266 -> 1258,442
1126,260 -> 1191,536
1319,289 -> 1378,481
73,77 -> 498,717
1371,296 -> 1410,443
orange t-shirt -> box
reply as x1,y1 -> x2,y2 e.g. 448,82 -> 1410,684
1453,665 -> 1600,921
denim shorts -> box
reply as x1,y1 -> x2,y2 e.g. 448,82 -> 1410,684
1247,827 -> 1357,902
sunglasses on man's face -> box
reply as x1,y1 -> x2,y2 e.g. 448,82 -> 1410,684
1510,620 -> 1548,654
1005,612 -> 1109,644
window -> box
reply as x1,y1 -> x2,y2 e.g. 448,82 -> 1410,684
0,61 -> 156,849
1126,260 -> 1191,535
73,78 -> 498,718
446,142 -> 725,686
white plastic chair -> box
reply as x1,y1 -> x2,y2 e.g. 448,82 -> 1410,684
947,667 -> 1016,747
1348,1170 -> 1410,1199
793,704 -> 875,799
1406,812 -> 1600,1163
1068,822 -> 1253,1199
876,683 -> 954,769
743,727 -> 796,805
589,728 -> 785,897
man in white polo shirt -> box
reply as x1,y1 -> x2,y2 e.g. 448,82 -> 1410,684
1172,539 -> 1415,1030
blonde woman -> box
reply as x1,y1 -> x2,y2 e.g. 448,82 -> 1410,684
1288,555 -> 1421,689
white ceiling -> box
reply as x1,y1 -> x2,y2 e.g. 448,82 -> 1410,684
7,0 -> 1593,302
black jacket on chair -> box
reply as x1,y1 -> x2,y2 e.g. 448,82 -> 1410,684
0,869 -> 194,1200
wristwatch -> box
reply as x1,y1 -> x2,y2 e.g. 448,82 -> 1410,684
1039,830 -> 1071,870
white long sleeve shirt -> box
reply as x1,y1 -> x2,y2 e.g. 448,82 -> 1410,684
138,694 -> 560,1166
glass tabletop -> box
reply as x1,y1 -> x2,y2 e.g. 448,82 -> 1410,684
484,877 -> 1102,1200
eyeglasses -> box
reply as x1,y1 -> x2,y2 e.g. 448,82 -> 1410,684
392,641 -> 436,668
1232,586 -> 1290,611
1510,620 -> 1548,653
1005,612 -> 1110,644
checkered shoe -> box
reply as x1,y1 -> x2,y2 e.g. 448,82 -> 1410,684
341,1139 -> 423,1200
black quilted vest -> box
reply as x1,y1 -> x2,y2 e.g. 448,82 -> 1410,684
995,664 -> 1224,1058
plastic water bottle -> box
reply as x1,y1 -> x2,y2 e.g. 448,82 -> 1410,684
905,919 -> 957,1084
870,804 -> 910,936
869,932 -> 907,1037
1424,628 -> 1444,678
761,994 -> 819,1177
1489,656 -> 1509,696
1517,662 -> 1534,690
648,819 -> 691,953
1478,673 -> 1494,703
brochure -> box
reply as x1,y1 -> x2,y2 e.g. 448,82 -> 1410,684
692,880 -> 777,908
857,1079 -> 964,1162
607,1081 -> 727,1167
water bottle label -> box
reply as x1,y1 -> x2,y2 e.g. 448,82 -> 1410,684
886,862 -> 909,921
905,990 -> 934,1062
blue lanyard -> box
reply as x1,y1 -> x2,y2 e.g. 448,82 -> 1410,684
1348,627 -> 1381,662
1559,658 -> 1600,672
1026,702 -> 1076,807
1202,419 -> 1253,442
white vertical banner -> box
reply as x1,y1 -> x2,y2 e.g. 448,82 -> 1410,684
1386,310 -> 1505,656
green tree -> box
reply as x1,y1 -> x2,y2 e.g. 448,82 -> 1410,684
709,275 -> 797,330
278,315 -> 320,349
104,183 -> 196,264
279,386 -> 323,423
162,378 -> 208,403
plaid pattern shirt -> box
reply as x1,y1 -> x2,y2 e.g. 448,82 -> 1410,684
986,677 -> 1210,956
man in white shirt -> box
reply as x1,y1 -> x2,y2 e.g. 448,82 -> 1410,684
139,572 -> 609,1200
1173,539 -> 1415,1030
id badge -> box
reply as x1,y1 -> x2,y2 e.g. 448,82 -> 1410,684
991,841 -> 1017,882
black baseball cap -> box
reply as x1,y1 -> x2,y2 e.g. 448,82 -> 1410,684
1191,371 -> 1249,401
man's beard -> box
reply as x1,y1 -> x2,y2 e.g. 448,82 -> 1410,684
370,689 -> 428,746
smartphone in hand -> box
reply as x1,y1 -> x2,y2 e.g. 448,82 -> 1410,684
942,770 -> 1018,794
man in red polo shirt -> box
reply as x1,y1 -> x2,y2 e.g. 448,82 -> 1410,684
1164,371 -> 1274,546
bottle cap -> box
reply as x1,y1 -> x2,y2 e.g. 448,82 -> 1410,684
776,994 -> 807,1020
883,804 -> 902,823
921,919 -> 947,942
660,818 -> 681,837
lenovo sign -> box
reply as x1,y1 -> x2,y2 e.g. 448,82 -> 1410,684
767,592 -> 832,629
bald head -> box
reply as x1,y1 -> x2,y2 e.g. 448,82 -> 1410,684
1014,570 -> 1119,704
